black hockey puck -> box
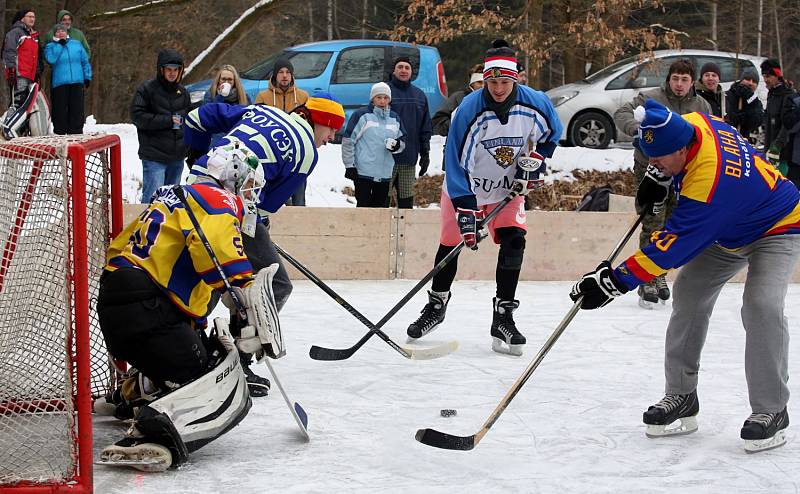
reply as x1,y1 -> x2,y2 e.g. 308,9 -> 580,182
440,409 -> 457,417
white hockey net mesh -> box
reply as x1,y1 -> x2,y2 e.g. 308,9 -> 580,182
0,135 -> 116,489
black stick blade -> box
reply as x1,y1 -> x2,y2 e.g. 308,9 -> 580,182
308,345 -> 356,361
415,428 -> 475,450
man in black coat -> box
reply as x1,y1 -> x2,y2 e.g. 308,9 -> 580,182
761,59 -> 796,179
131,48 -> 190,203
725,67 -> 764,144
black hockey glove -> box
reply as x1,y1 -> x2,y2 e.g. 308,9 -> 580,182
636,164 -> 672,215
418,153 -> 430,177
514,151 -> 546,192
570,261 -> 628,310
344,167 -> 358,181
456,207 -> 485,250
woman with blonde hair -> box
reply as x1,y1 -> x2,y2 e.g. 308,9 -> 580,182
203,64 -> 250,105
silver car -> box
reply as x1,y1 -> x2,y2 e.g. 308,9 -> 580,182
546,49 -> 766,149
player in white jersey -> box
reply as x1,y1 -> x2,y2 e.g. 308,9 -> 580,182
406,40 -> 563,356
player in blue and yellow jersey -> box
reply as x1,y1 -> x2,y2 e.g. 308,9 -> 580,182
405,40 -> 562,356
571,99 -> 800,453
182,92 -> 345,395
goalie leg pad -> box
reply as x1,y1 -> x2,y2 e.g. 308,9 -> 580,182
226,264 -> 284,358
128,320 -> 251,464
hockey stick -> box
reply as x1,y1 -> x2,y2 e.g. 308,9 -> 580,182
275,244 -> 458,361
173,186 -> 310,440
415,208 -> 647,450
308,185 -> 524,361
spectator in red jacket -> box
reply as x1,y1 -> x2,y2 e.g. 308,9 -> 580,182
3,10 -> 41,108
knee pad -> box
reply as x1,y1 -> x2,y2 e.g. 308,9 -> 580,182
498,227 -> 526,270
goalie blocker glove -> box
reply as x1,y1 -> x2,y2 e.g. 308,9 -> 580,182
636,164 -> 672,215
570,261 -> 628,309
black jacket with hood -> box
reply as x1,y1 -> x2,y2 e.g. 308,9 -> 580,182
130,48 -> 190,163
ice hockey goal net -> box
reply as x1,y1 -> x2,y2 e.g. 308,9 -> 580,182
0,135 -> 123,493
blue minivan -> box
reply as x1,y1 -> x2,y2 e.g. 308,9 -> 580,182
186,39 -> 448,129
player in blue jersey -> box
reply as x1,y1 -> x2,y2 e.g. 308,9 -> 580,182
571,99 -> 800,453
405,40 -> 562,356
183,92 -> 345,395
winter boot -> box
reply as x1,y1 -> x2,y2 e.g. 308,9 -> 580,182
741,408 -> 789,453
638,282 -> 659,309
654,275 -> 670,302
643,390 -> 699,437
407,290 -> 450,340
490,298 -> 526,356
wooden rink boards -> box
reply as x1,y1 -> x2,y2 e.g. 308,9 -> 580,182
121,203 -> 785,283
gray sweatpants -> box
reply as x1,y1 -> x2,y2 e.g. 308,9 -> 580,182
664,235 -> 800,413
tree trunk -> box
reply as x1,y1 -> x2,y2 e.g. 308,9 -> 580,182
757,0 -> 763,55
710,0 -> 718,50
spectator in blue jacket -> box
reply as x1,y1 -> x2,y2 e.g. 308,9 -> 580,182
44,23 -> 91,134
386,56 -> 432,208
342,82 -> 406,207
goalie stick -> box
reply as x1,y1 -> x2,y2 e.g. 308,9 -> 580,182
415,208 -> 647,450
173,186 -> 310,440
275,244 -> 458,361
307,184 -> 524,361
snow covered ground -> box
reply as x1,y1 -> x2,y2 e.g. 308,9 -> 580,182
82,121 -> 634,205
94,280 -> 800,493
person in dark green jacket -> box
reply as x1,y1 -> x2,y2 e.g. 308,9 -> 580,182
43,10 -> 89,58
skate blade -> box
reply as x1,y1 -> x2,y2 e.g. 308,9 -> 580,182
406,322 -> 442,342
744,430 -> 787,453
98,444 -> 172,472
491,338 -> 523,356
638,298 -> 657,310
645,416 -> 698,437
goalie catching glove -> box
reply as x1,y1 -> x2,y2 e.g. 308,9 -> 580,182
224,264 -> 285,359
569,261 -> 629,309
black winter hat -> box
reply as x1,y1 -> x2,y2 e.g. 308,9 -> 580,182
761,58 -> 782,78
393,56 -> 412,70
12,10 -> 34,24
741,67 -> 759,82
271,58 -> 295,85
699,62 -> 721,80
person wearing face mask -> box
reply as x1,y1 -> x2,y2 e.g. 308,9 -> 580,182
614,58 -> 711,308
199,65 -> 250,147
341,82 -> 406,207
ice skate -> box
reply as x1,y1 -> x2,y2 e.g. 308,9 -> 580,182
741,408 -> 789,453
654,275 -> 670,302
243,363 -> 271,398
490,298 -> 526,356
98,438 -> 173,473
643,391 -> 699,437
638,283 -> 659,309
407,290 -> 449,340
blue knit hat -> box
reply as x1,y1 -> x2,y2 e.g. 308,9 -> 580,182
635,99 -> 695,157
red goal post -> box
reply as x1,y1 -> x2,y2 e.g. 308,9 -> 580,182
0,135 -> 123,493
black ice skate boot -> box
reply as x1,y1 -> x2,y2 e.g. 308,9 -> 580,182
407,290 -> 450,340
654,275 -> 670,302
638,282 -> 659,309
241,358 -> 271,398
490,298 -> 526,356
740,408 -> 789,453
643,390 -> 699,437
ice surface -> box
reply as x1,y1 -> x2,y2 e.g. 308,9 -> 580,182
93,279 -> 800,493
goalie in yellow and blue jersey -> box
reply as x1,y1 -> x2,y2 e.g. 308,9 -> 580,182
570,99 -> 800,453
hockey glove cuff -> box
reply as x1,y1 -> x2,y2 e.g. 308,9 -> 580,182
636,165 -> 672,215
570,261 -> 628,310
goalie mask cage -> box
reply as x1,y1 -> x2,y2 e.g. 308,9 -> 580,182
0,135 -> 123,494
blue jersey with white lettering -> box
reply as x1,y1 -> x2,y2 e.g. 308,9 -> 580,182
444,85 -> 562,209
184,103 -> 318,216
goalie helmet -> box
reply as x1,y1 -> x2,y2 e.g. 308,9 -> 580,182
206,142 -> 265,236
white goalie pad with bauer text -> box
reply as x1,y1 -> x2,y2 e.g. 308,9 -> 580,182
224,264 -> 285,359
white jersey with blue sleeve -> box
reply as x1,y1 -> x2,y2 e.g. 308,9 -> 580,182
185,103 -> 318,215
444,86 -> 562,209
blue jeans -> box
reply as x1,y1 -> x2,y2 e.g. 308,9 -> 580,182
284,181 -> 306,206
141,160 -> 185,203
